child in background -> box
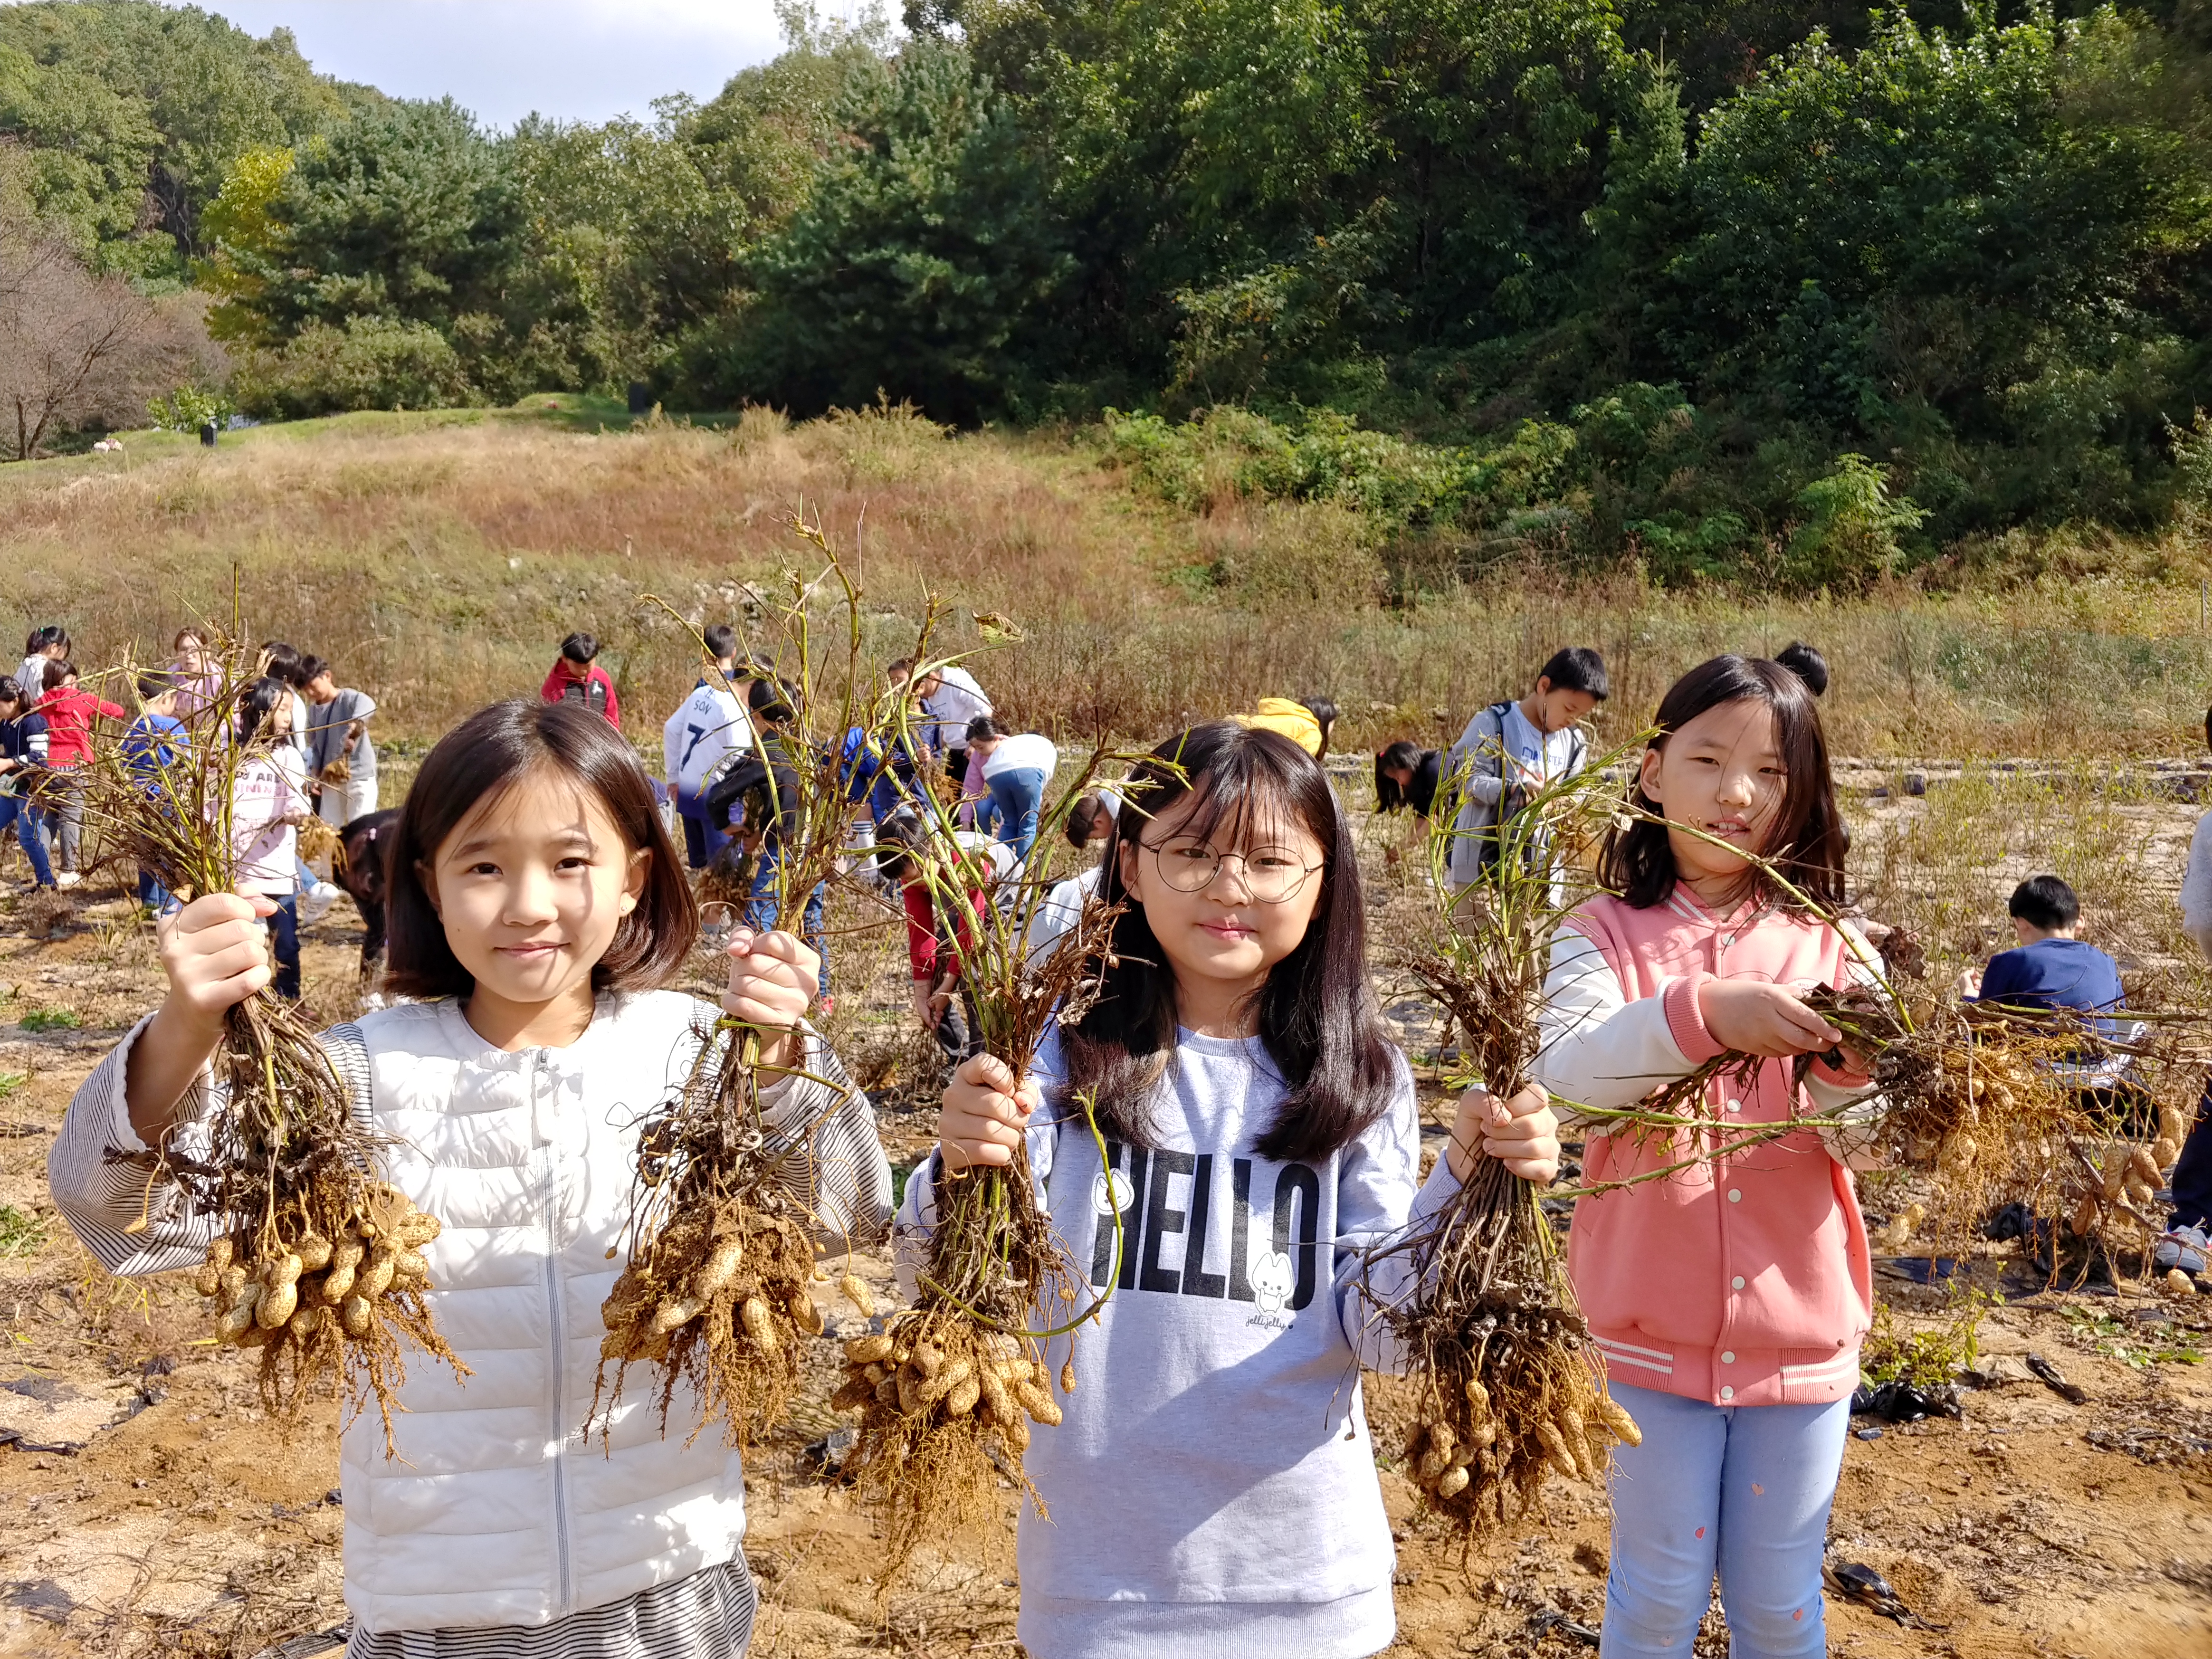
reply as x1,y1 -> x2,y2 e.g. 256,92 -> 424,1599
1443,647 -> 1609,889
49,698 -> 891,1658
542,630 -> 622,727
903,722 -> 1560,1658
120,672 -> 190,916
902,657 -> 992,782
302,656 -> 379,831
1022,791 -> 1115,960
170,628 -> 222,718
1533,654 -> 1880,1659
701,679 -> 832,1007
229,677 -> 313,999
37,659 -> 125,889
0,678 -> 57,891
17,626 -> 66,701
259,643 -> 344,925
1373,741 -> 1442,825
1774,641 -> 1830,699
1235,696 -> 1326,757
965,715 -> 1058,859
662,626 -> 752,869
876,811 -> 987,1061
2167,708 -> 2212,1275
1961,874 -> 2123,1026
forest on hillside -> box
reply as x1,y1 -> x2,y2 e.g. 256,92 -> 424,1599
7,0 -> 2212,585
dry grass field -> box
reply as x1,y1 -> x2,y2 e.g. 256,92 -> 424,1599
7,398 -> 2212,761
1,406 -> 2211,1657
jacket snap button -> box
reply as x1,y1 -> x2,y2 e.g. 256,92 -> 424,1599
1727,1189 -> 1742,1202
1725,1098 -> 1741,1113
1722,1351 -> 1735,1364
1720,1386 -> 1735,1401
1731,1276 -> 1745,1290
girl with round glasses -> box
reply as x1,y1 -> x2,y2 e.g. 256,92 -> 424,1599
896,720 -> 1561,1659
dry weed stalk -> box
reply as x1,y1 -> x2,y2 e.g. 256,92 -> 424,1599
592,516 -> 916,1446
833,669 -> 1141,1577
1368,742 -> 1646,1535
81,622 -> 460,1448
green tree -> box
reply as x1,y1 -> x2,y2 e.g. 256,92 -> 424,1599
693,37 -> 1071,421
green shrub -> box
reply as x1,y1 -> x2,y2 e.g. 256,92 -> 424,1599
233,315 -> 474,420
1783,454 -> 1926,589
147,385 -> 237,433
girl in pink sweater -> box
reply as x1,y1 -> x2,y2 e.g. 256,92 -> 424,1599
1534,655 -> 1881,1659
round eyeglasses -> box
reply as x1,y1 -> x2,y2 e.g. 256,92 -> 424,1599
1142,836 -> 1323,903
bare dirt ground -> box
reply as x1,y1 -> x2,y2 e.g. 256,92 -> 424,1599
1,792 -> 2210,1659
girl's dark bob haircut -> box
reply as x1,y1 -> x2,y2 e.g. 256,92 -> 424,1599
385,699 -> 697,999
1599,654 -> 1846,913
1059,720 -> 1397,1164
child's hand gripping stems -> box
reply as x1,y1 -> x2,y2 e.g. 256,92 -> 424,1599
939,1054 -> 1044,1173
124,889 -> 280,1142
1449,1085 -> 1562,1185
719,926 -> 821,1074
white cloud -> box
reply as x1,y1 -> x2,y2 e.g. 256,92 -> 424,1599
140,0 -> 851,128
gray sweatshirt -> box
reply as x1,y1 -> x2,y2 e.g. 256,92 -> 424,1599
896,1027 -> 1462,1659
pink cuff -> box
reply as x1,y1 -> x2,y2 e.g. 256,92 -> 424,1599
1662,973 -> 1726,1064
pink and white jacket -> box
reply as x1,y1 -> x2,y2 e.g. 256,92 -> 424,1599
1534,884 -> 1882,1409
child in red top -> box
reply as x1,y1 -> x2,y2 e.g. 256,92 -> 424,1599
540,630 -> 620,727
877,812 -> 995,1062
1534,655 -> 1881,1659
36,660 -> 124,885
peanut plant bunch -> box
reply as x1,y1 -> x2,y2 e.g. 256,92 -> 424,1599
1373,741 -> 1646,1535
86,622 -> 462,1449
836,722 -> 1137,1580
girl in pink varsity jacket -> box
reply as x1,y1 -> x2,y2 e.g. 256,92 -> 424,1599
1534,655 -> 1882,1659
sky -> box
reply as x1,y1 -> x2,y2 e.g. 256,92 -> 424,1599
156,0 -> 879,130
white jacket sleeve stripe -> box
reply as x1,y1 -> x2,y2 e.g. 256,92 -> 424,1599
757,1030 -> 894,1250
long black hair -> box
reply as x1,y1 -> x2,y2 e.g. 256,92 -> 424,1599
1599,655 -> 1846,912
385,700 -> 696,999
1057,721 -> 1397,1163
1374,739 -> 1423,813
234,676 -> 288,747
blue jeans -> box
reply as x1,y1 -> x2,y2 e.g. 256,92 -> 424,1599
264,892 -> 300,1000
1601,1382 -> 1850,1658
676,787 -> 733,871
0,795 -> 54,887
137,867 -> 176,915
744,849 -> 829,998
983,766 -> 1048,861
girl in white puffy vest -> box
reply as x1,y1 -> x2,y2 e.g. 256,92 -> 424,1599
50,698 -> 892,1658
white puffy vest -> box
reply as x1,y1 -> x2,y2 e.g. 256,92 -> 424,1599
340,991 -> 743,1636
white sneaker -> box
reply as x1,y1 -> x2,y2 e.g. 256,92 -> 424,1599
299,881 -> 342,926
55,872 -> 81,888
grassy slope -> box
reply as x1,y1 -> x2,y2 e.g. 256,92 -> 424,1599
4,397 -> 2211,759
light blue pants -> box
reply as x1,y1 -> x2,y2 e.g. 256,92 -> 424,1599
983,765 -> 1047,860
1601,1382 -> 1849,1658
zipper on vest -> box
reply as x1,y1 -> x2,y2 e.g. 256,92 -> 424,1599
535,1049 -> 574,1617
